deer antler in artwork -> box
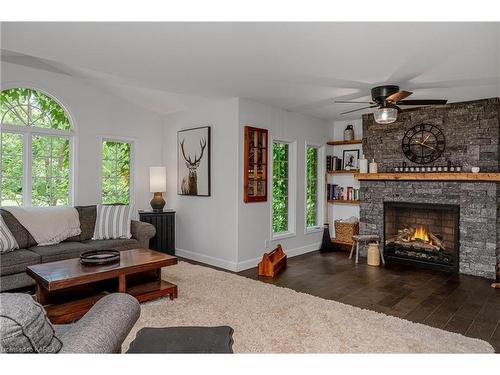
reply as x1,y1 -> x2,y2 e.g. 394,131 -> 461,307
180,137 -> 207,166
180,139 -> 192,164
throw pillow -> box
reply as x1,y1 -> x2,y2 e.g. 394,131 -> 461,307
0,209 -> 37,249
93,204 -> 132,240
65,205 -> 97,242
0,293 -> 63,353
0,215 -> 19,253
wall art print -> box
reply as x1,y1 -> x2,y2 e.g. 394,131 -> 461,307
177,126 -> 211,196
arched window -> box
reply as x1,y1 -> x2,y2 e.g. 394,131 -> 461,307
0,88 -> 74,207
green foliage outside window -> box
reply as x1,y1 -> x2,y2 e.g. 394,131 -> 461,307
1,88 -> 71,130
306,146 -> 319,227
272,142 -> 289,233
31,136 -> 70,206
102,141 -> 131,205
1,133 -> 24,206
1,88 -> 72,206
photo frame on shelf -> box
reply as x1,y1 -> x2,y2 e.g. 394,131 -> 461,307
342,149 -> 359,170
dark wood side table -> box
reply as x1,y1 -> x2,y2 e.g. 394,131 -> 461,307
139,209 -> 176,255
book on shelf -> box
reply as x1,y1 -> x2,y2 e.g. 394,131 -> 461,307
327,184 -> 360,201
326,155 -> 342,172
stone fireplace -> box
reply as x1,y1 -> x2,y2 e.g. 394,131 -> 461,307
360,181 -> 498,279
360,98 -> 500,279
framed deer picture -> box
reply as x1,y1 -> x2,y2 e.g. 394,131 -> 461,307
177,126 -> 211,196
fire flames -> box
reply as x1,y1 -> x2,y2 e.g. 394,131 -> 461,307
411,226 -> 430,242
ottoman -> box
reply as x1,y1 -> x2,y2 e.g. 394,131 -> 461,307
127,326 -> 234,353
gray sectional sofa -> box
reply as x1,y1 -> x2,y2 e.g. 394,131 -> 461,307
0,206 -> 156,292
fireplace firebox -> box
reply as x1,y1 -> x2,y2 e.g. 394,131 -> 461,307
384,202 -> 459,272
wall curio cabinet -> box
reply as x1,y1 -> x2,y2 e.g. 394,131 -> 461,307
243,126 -> 268,203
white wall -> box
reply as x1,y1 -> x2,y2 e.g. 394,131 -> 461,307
162,98 -> 240,270
161,98 -> 330,271
327,118 -> 363,237
1,62 -> 164,212
237,99 -> 330,269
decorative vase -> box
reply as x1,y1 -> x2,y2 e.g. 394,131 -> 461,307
359,155 -> 368,173
344,125 -> 354,141
369,159 -> 378,173
367,243 -> 381,266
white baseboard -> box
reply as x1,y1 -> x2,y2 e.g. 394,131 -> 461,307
175,248 -> 238,272
235,241 -> 321,272
175,241 -> 321,273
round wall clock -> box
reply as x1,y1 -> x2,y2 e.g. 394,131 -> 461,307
401,124 -> 445,164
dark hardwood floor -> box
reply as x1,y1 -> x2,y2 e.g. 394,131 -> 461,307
234,250 -> 500,353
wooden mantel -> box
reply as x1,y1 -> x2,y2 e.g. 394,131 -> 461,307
354,172 -> 500,182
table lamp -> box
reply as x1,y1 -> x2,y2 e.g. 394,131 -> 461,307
149,166 -> 166,211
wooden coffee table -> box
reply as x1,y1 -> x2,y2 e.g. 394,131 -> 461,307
27,248 -> 178,324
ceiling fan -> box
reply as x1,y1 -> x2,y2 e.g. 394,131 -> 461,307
335,85 -> 448,124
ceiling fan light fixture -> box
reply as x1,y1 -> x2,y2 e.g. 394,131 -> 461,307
374,106 -> 398,124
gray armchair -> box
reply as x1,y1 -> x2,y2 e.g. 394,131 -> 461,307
56,293 -> 140,353
0,293 -> 140,354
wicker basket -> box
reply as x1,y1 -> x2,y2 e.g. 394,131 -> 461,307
334,221 -> 359,244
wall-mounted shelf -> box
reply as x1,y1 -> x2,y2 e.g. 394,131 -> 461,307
354,172 -> 500,182
325,126 -> 363,235
327,170 -> 359,175
326,139 -> 363,146
328,200 -> 360,205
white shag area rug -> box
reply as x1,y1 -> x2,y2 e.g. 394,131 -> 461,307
123,262 -> 494,353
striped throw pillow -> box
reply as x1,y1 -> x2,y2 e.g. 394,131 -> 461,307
93,205 -> 132,240
0,215 -> 19,253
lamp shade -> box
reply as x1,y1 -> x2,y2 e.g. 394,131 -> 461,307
149,167 -> 166,192
374,106 -> 398,124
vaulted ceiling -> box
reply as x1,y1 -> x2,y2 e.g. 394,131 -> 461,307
1,22 -> 499,119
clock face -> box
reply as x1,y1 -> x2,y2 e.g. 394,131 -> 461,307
402,124 -> 445,164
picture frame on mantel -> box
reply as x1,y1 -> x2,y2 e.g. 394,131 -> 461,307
177,126 -> 211,196
243,126 -> 268,203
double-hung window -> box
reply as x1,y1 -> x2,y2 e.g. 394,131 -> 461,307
305,144 -> 321,232
272,139 -> 296,238
101,139 -> 132,205
0,88 -> 74,206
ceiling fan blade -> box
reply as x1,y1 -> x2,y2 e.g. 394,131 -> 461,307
267,73 -> 369,89
409,77 -> 500,89
397,99 -> 448,105
287,97 -> 338,112
386,90 -> 413,102
334,100 -> 374,104
340,105 -> 378,115
330,90 -> 372,104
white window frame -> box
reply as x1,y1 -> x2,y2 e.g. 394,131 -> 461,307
98,136 -> 135,207
0,88 -> 76,207
304,142 -> 325,235
270,137 -> 296,241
